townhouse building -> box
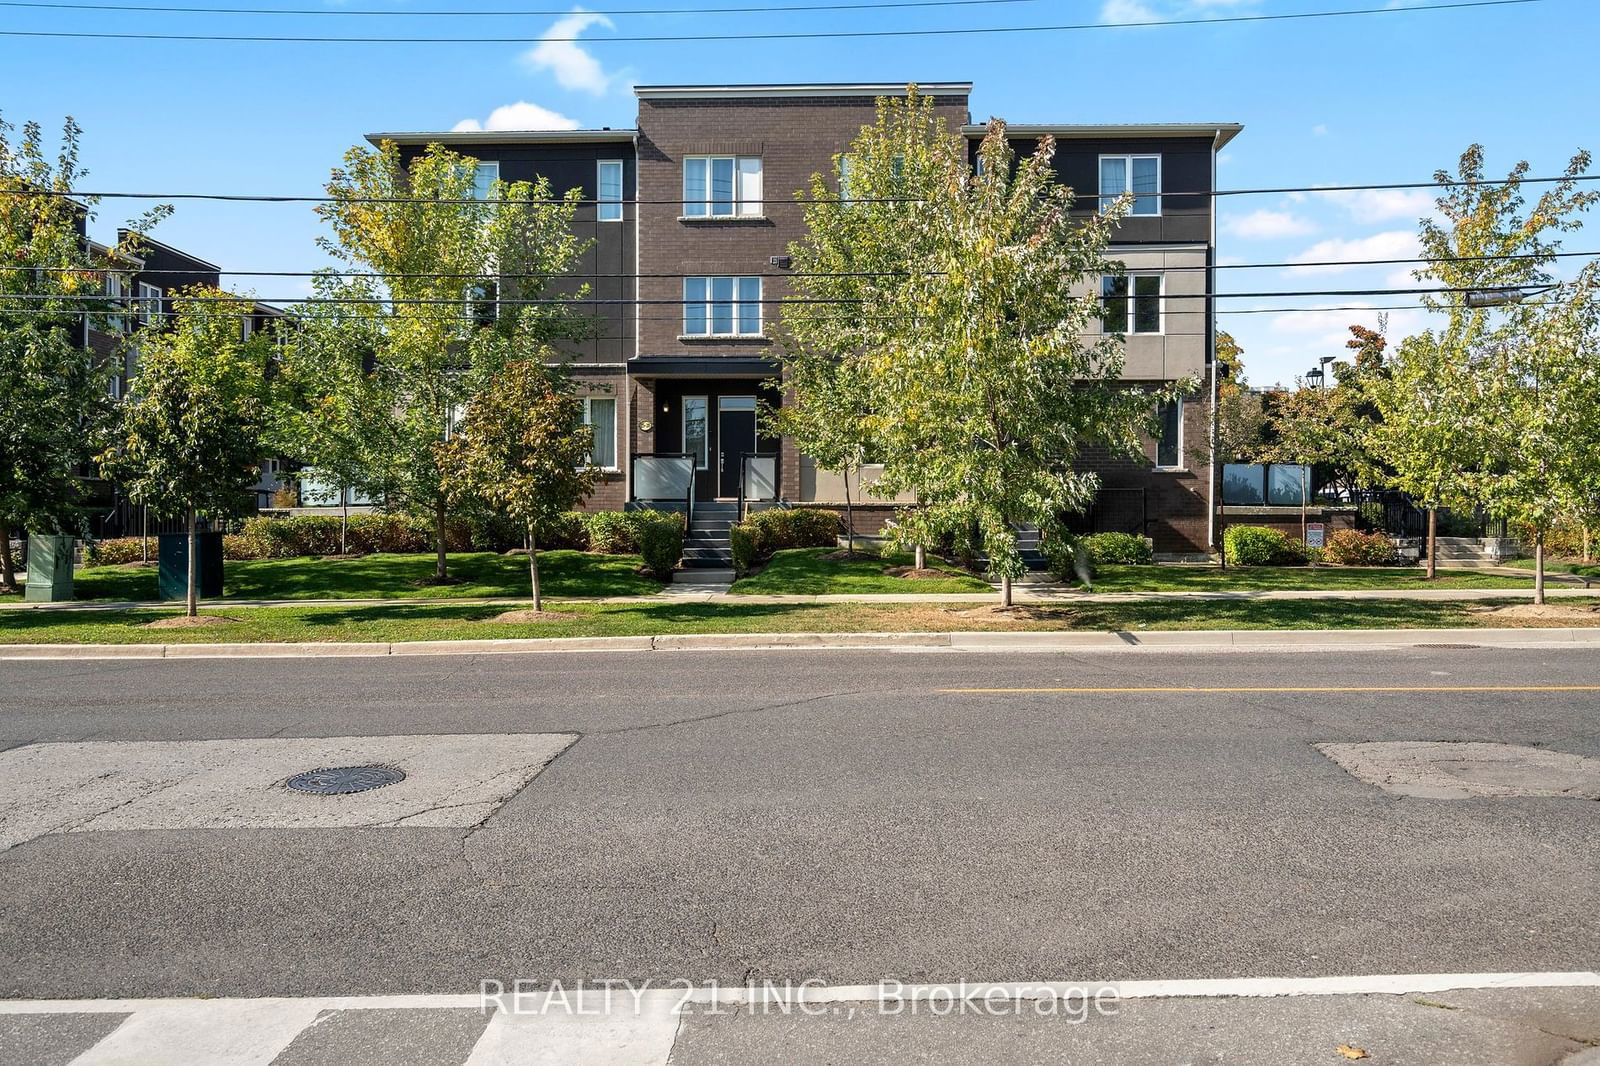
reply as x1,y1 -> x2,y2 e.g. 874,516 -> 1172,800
369,82 -> 1241,558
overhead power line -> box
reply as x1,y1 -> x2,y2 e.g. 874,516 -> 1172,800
19,171 -> 1600,207
0,0 -> 1049,14
22,247 -> 1599,280
0,0 -> 1543,43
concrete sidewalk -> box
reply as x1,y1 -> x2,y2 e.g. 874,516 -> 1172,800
4,977 -> 1596,1065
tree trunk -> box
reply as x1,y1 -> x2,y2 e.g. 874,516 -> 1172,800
915,544 -> 926,570
340,495 -> 348,556
141,505 -> 149,564
1000,573 -> 1013,608
186,507 -> 198,618
527,526 -> 542,612
0,520 -> 15,591
1218,501 -> 1227,569
1583,524 -> 1592,563
433,499 -> 448,581
1534,530 -> 1546,607
1425,507 -> 1438,581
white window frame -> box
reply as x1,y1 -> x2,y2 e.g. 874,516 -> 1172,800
469,161 -> 500,201
682,276 -> 762,337
136,282 -> 161,327
597,160 -> 624,222
1099,154 -> 1161,216
682,395 -> 709,470
1101,273 -> 1163,336
105,273 -> 127,332
1155,396 -> 1184,471
682,155 -> 763,218
582,396 -> 619,472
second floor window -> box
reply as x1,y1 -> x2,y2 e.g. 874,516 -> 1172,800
1156,397 -> 1183,469
597,160 -> 624,222
683,276 -> 761,336
1102,275 -> 1162,334
1100,154 -> 1160,215
468,282 -> 497,328
683,156 -> 762,218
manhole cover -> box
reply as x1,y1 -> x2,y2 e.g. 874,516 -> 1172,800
285,765 -> 405,795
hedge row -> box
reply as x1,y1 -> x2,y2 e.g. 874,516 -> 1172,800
730,508 -> 841,574
1320,529 -> 1401,566
84,510 -> 686,571
1223,525 -> 1309,566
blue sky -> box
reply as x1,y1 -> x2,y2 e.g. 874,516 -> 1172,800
2,0 -> 1595,386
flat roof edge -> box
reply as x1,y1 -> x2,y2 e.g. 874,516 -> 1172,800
364,129 -> 638,147
635,82 -> 972,100
964,122 -> 1244,149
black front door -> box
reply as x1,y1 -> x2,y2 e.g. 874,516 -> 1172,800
717,397 -> 757,498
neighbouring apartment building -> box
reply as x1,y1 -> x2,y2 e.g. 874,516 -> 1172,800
82,231 -> 289,534
369,83 -> 1241,556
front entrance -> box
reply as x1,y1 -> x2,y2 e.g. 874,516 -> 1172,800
717,396 -> 757,498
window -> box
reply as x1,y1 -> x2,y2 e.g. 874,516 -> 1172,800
683,277 -> 761,337
105,274 -> 126,332
137,282 -> 162,327
839,152 -> 904,201
683,395 -> 709,470
682,156 -> 762,217
597,160 -> 624,222
1156,398 -> 1183,469
469,161 -> 499,201
1099,154 -> 1160,215
1101,275 -> 1162,334
468,282 -> 497,327
582,397 -> 617,469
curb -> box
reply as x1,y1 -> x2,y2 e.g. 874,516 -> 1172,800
2,626 -> 1599,660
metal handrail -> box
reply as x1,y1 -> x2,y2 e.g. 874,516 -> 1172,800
631,451 -> 696,529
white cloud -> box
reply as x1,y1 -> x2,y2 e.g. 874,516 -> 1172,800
1288,230 -> 1419,273
1101,0 -> 1258,20
1311,124 -> 1328,137
521,9 -> 615,95
1222,209 -> 1317,240
1311,186 -> 1436,222
452,101 -> 580,132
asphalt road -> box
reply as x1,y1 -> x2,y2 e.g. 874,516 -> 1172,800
1,645 -> 1597,999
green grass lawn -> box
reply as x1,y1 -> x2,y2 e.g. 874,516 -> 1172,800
41,550 -> 661,603
1503,557 -> 1600,581
731,547 -> 994,595
0,597 -> 1591,646
1081,564 -> 1535,593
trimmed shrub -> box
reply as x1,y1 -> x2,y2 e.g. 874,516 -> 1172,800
1043,532 -> 1093,584
1322,529 -> 1401,566
542,512 -> 590,552
728,523 -> 759,575
583,511 -> 638,554
727,507 -> 842,574
1224,525 -> 1308,566
1083,532 -> 1154,565
222,534 -> 266,561
634,511 -> 685,579
85,537 -> 146,566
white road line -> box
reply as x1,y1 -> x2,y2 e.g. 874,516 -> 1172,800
65,1000 -> 325,1066
464,996 -> 681,1066
4,971 -> 1597,1017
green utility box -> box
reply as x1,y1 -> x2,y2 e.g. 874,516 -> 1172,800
158,531 -> 224,600
24,534 -> 76,602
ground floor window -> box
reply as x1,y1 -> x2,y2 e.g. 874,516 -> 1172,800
1156,397 -> 1182,469
683,395 -> 709,470
583,396 -> 617,470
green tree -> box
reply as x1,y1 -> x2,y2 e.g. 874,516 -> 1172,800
765,349 -> 872,558
98,288 -> 272,616
437,356 -> 598,610
312,139 -> 591,583
1380,144 -> 1596,580
0,113 -> 167,589
1189,330 -> 1267,567
787,93 -> 1178,606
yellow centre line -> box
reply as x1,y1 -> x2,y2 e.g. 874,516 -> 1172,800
938,685 -> 1600,694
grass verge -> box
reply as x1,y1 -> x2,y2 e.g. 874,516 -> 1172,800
1502,557 -> 1600,581
1081,565 -> 1535,593
30,550 -> 660,602
731,547 -> 992,595
1,598 -> 1594,646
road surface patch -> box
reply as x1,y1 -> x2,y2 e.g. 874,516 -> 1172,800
1317,741 -> 1600,799
0,733 -> 576,852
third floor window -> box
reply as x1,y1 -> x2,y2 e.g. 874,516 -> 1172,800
597,160 -> 624,222
1099,154 -> 1160,216
683,156 -> 762,218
